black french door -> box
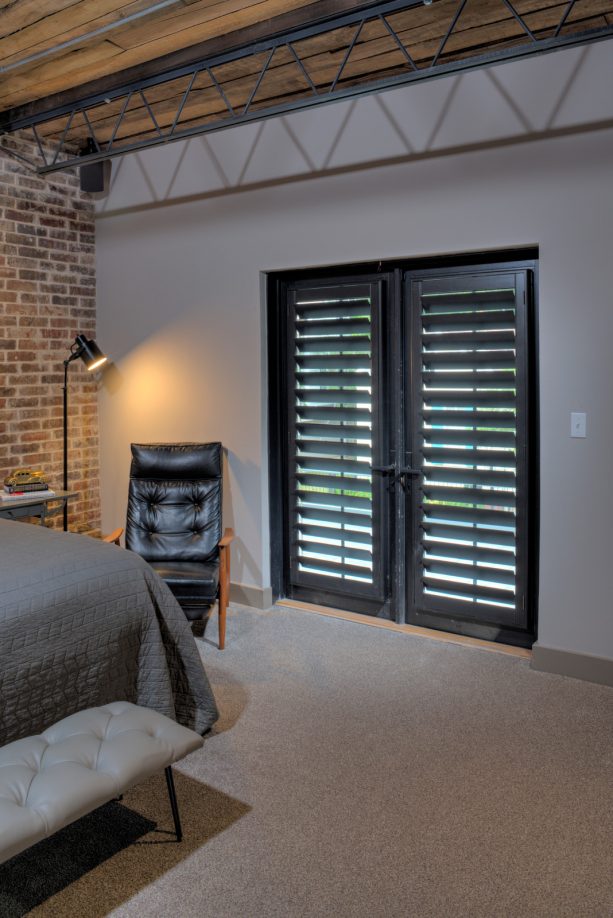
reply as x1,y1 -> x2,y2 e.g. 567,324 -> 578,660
283,277 -> 390,615
269,255 -> 537,647
405,267 -> 532,641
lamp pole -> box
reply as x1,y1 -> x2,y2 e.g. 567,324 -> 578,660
61,335 -> 108,533
62,358 -> 70,531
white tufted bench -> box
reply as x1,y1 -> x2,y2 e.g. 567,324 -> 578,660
0,701 -> 204,866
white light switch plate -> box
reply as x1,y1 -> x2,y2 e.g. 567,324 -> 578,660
571,412 -> 586,438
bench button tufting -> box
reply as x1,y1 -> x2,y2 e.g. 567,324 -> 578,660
0,702 -> 204,866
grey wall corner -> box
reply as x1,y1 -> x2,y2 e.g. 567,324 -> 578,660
230,581 -> 274,610
531,643 -> 613,688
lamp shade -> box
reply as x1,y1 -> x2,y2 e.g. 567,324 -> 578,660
74,334 -> 107,371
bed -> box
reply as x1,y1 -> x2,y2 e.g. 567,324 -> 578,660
0,518 -> 218,745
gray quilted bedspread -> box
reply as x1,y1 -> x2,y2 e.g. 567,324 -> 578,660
0,519 -> 218,744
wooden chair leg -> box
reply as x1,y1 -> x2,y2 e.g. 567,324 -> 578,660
218,597 -> 227,651
217,530 -> 233,650
218,548 -> 228,651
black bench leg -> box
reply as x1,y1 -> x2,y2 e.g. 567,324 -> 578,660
165,766 -> 183,842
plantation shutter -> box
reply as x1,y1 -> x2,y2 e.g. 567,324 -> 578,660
287,281 -> 385,601
409,271 -> 529,630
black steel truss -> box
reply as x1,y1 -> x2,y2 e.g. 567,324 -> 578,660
2,0 -> 612,174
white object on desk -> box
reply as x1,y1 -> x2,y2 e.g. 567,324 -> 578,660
0,489 -> 56,502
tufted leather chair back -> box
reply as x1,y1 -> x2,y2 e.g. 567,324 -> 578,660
126,443 -> 222,564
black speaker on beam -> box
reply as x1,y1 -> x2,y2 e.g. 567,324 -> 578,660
79,140 -> 111,198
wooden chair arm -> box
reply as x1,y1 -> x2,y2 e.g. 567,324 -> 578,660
218,528 -> 235,548
102,527 -> 123,546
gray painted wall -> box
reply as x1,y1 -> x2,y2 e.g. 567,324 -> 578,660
96,43 -> 613,660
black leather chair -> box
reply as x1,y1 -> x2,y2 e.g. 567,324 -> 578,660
125,442 -> 234,649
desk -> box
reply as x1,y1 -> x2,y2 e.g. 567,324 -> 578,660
0,491 -> 77,525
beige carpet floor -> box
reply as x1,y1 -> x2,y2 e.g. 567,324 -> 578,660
2,604 -> 612,918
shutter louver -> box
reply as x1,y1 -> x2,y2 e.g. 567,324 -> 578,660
411,272 -> 529,629
287,282 -> 383,599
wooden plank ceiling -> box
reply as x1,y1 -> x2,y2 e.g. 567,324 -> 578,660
2,0 -> 613,152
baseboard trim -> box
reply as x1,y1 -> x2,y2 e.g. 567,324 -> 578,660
278,599 -> 532,660
230,582 -> 273,610
531,643 -> 613,687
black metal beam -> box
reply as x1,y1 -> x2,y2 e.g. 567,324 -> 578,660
1,0 -> 612,175
7,0 -> 428,133
0,0 -> 376,130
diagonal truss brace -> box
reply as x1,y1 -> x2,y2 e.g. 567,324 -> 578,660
1,0 -> 612,175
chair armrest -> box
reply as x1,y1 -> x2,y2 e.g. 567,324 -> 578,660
218,528 -> 235,548
102,527 -> 124,546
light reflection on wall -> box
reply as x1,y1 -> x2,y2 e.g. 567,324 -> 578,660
98,320 -> 263,589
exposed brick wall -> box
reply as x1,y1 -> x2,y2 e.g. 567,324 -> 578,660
0,132 -> 101,534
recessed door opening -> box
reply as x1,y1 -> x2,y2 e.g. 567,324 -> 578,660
268,250 -> 538,648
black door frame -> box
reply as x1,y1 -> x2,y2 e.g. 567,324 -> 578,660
267,248 -> 539,646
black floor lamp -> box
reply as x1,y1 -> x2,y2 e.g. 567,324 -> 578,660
63,334 -> 108,532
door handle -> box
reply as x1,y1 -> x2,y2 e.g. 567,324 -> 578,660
397,467 -> 421,488
371,465 -> 421,487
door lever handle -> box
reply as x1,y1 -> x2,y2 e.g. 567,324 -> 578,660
397,466 -> 421,489
371,465 -> 421,487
